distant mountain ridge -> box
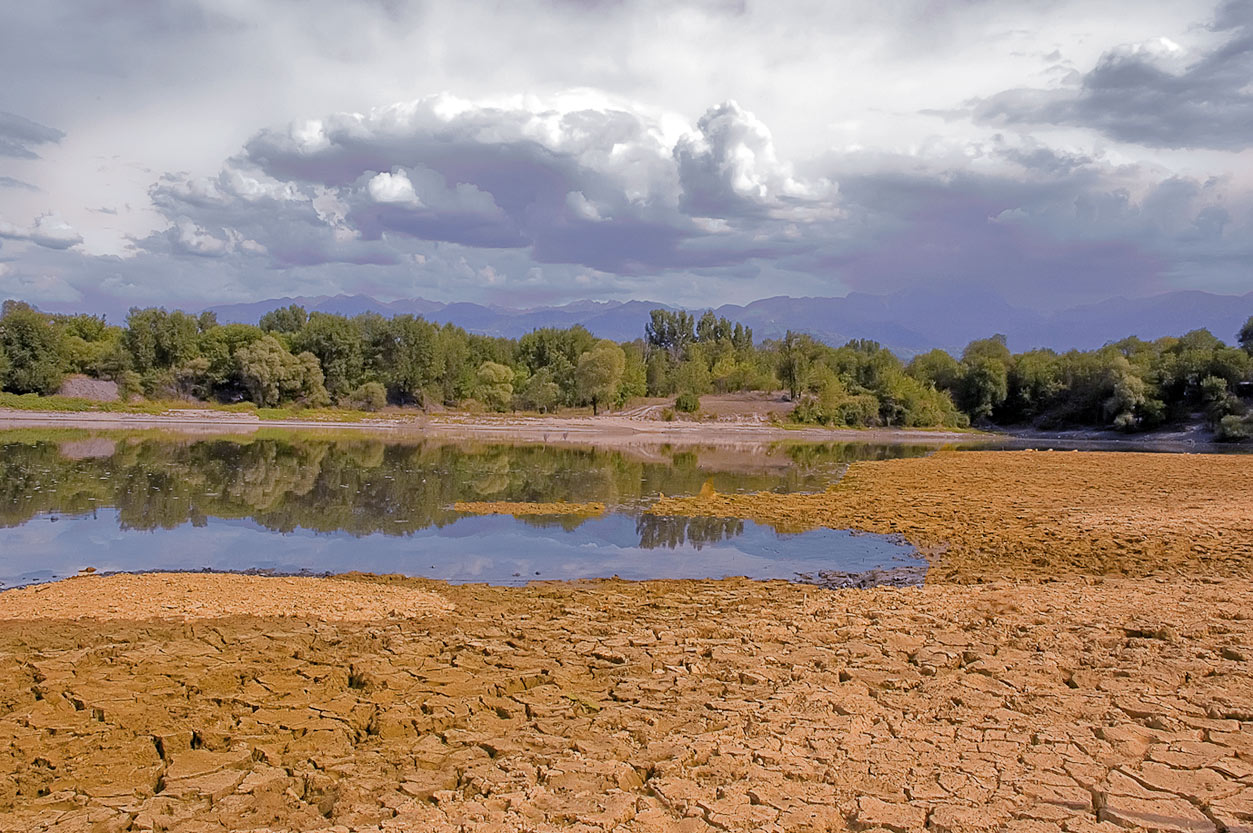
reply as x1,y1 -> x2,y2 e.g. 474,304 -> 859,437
206,289 -> 1253,355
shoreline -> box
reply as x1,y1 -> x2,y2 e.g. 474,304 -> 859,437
0,406 -> 985,446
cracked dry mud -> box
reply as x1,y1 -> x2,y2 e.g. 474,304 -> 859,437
1,450 -> 1251,832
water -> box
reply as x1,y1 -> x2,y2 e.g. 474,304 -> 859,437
0,431 -> 930,588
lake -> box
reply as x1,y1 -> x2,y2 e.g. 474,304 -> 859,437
0,431 -> 933,589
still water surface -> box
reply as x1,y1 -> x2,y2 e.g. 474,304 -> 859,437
0,432 -> 930,588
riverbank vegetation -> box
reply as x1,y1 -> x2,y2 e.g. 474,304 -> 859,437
1,299 -> 1251,437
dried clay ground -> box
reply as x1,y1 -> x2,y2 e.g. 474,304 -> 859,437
1,451 -> 1251,833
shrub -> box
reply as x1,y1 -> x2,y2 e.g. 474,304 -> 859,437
675,391 -> 700,413
1215,414 -> 1251,442
348,381 -> 387,412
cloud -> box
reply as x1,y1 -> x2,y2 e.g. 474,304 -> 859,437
0,111 -> 64,159
151,93 -> 829,276
972,0 -> 1253,149
0,212 -> 84,250
0,265 -> 83,304
0,176 -> 39,191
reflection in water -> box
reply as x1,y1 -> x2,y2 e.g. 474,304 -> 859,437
0,433 -> 933,535
0,431 -> 933,588
636,515 -> 745,550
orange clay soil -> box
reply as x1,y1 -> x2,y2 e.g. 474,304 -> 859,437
0,573 -> 452,622
452,500 -> 606,517
0,574 -> 1250,832
650,449 -> 1253,583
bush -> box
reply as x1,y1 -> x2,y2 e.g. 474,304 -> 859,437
348,381 -> 387,412
675,391 -> 700,413
1215,414 -> 1251,442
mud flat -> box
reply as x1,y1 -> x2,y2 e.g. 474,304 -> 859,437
653,449 -> 1253,583
1,451 -> 1251,832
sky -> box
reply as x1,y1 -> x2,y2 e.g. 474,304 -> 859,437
1,0 -> 1251,320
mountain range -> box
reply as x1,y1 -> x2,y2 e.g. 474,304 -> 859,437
206,288 -> 1253,356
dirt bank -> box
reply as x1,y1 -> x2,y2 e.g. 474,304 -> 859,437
652,449 -> 1253,582
0,574 -> 1249,832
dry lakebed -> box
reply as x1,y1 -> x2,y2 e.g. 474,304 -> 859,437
0,449 -> 1250,832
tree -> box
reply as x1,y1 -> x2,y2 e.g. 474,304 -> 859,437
1240,315 -> 1253,356
0,301 -> 65,394
123,307 -> 200,374
235,336 -> 329,407
475,361 -> 514,411
259,304 -> 308,334
575,341 -> 626,415
961,357 -> 1009,421
645,309 -> 694,360
518,368 -> 561,412
290,313 -> 363,398
777,331 -> 810,399
908,349 -> 962,393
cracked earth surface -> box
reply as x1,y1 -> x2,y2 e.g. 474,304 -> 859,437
1,450 -> 1251,832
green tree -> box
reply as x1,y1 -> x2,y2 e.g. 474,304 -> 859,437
235,336 -> 330,407
908,349 -> 962,393
518,367 -> 561,412
123,307 -> 200,374
575,341 -> 626,415
0,301 -> 65,394
961,357 -> 1009,421
291,313 -> 363,398
1240,316 -> 1253,356
259,304 -> 308,334
475,361 -> 515,411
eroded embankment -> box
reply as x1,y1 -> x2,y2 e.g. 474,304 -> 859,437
650,449 -> 1253,582
0,574 -> 1250,832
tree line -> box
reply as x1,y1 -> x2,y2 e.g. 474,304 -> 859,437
1,299 -> 1251,438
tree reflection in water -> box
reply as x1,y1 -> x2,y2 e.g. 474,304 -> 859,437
0,432 -> 934,536
635,515 -> 745,550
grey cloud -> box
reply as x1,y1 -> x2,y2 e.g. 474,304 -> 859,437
972,1 -> 1253,149
0,111 -> 64,159
0,176 -> 39,191
225,95 -> 815,274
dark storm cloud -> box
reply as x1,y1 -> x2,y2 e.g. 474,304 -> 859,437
972,0 -> 1253,149
0,111 -> 64,159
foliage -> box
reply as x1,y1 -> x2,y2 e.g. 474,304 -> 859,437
0,301 -> 65,394
675,391 -> 700,413
347,381 -> 388,412
475,361 -> 514,411
1,299 -> 1251,439
575,341 -> 626,415
235,336 -> 330,407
